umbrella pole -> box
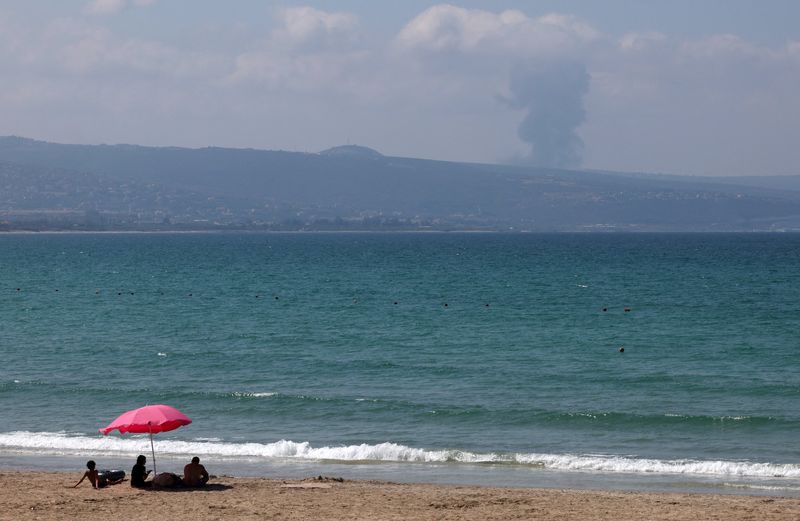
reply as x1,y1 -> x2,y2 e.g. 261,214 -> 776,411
150,431 -> 157,475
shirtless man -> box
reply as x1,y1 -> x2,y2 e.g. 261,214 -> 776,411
73,460 -> 123,489
183,456 -> 209,487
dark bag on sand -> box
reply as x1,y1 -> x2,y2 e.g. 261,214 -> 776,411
153,472 -> 182,489
97,470 -> 125,486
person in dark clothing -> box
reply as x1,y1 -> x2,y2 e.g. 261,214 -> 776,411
131,455 -> 152,489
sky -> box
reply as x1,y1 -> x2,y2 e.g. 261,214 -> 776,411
1,1 -> 799,176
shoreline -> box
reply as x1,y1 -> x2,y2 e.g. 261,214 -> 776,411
3,470 -> 800,520
4,450 -> 800,499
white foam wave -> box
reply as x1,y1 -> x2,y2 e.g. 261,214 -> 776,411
723,482 -> 800,492
228,392 -> 276,398
1,431 -> 798,479
512,453 -> 800,478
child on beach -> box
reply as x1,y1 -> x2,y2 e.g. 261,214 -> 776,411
73,460 -> 124,489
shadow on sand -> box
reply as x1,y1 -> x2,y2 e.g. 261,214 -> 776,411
153,484 -> 233,493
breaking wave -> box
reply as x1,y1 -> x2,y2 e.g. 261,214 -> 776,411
1,431 -> 799,479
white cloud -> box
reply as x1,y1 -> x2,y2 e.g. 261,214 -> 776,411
0,16 -> 227,83
787,40 -> 800,58
85,0 -> 125,15
273,6 -> 360,50
228,7 -> 366,90
85,0 -> 157,16
598,31 -> 797,104
619,32 -> 667,52
396,4 -> 599,59
580,30 -> 800,174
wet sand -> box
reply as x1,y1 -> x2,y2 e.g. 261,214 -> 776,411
3,471 -> 800,520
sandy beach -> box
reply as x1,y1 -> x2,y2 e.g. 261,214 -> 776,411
1,471 -> 799,521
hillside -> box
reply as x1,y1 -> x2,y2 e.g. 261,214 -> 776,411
1,136 -> 799,231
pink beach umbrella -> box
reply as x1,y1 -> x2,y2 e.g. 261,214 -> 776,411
99,404 -> 192,474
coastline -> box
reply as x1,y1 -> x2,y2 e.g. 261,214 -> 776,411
4,449 -> 800,499
4,470 -> 800,521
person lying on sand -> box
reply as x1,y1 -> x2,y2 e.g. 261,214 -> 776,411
73,460 -> 124,489
183,456 -> 209,487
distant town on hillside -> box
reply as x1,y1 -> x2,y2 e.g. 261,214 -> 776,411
1,136 -> 800,232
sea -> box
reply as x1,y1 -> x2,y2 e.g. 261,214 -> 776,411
1,232 -> 799,496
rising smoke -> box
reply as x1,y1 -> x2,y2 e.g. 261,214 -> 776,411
506,61 -> 590,169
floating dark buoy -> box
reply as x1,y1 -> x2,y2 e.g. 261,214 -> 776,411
624,307 -> 631,312
444,303 -> 448,307
602,307 -> 607,312
393,301 -> 398,305
485,303 -> 490,307
188,293 -> 193,297
618,346 -> 625,353
274,296 -> 279,300
16,288 -> 20,291
118,292 -> 122,296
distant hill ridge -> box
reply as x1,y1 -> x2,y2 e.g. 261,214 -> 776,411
320,145 -> 383,158
1,135 -> 800,231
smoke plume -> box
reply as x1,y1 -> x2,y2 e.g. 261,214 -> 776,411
507,61 -> 590,168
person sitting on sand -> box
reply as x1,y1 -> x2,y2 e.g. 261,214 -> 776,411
183,456 -> 209,487
73,460 -> 123,489
131,455 -> 152,489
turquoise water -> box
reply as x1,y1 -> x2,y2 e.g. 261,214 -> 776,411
1,233 -> 799,493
